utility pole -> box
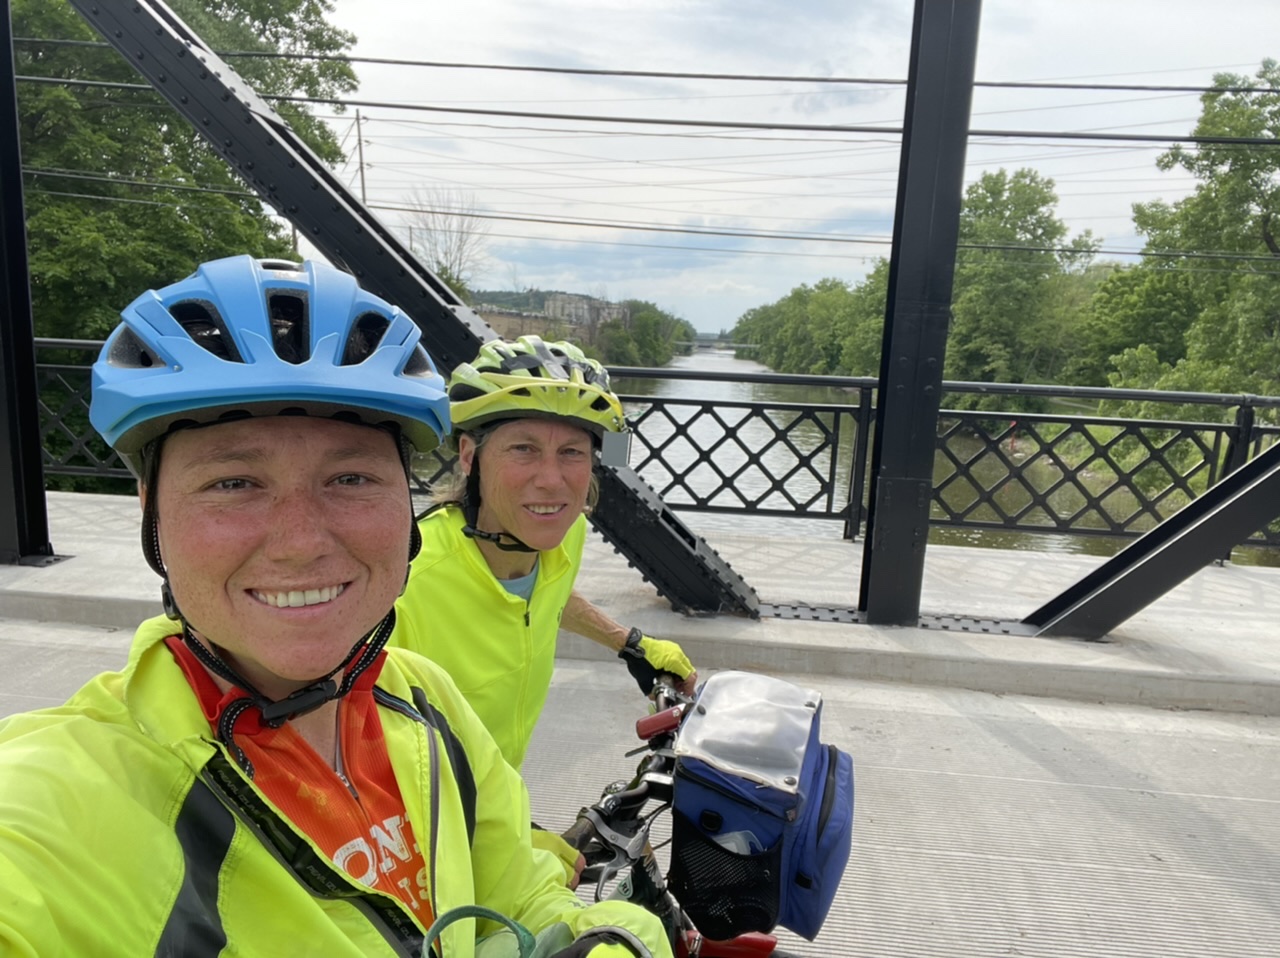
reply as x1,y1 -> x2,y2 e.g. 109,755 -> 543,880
355,109 -> 367,204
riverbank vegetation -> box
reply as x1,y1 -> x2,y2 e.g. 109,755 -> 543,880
732,60 -> 1280,416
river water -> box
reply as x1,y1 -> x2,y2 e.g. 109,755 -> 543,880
614,350 -> 1278,566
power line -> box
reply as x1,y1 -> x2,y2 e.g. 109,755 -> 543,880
23,167 -> 252,198
17,37 -> 1280,96
25,188 -> 253,212
20,75 -> 1280,147
25,185 -> 1280,279
270,93 -> 1280,147
27,168 -> 1280,266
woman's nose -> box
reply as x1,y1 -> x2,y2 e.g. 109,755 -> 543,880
262,489 -> 335,559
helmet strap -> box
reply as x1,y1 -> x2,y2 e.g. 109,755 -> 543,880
459,450 -> 538,553
462,524 -> 538,553
182,610 -> 397,778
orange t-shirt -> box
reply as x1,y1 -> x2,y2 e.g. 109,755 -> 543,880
166,637 -> 433,921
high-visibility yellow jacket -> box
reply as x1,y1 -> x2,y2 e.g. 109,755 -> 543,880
393,505 -> 587,769
0,624 -> 666,958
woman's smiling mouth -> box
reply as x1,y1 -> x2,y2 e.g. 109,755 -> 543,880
526,504 -> 564,515
251,584 -> 347,608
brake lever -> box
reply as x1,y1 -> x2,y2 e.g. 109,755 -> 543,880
591,847 -> 631,902
578,806 -> 650,902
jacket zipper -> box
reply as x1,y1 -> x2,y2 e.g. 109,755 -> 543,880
334,705 -> 359,799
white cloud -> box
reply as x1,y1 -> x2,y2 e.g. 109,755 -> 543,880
321,0 -> 1280,331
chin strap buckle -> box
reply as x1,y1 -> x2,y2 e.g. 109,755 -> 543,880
258,679 -> 340,727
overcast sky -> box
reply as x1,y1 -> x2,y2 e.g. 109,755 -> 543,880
314,0 -> 1280,333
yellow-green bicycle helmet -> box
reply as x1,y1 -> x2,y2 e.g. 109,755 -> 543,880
447,335 -> 626,438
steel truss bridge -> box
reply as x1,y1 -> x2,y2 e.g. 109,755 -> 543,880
3,0 -> 1279,641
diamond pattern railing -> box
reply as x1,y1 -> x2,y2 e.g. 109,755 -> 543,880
35,347 -> 127,482
624,397 -> 863,522
932,412 -> 1231,537
32,341 -> 1280,550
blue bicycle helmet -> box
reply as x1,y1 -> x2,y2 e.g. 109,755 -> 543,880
91,255 -> 451,475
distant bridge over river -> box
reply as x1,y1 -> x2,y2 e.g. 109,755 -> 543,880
678,336 -> 759,350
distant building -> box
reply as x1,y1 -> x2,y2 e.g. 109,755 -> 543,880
473,292 -> 629,344
544,292 -> 629,329
473,307 -> 549,340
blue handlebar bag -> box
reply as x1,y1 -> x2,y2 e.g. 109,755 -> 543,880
667,670 -> 854,942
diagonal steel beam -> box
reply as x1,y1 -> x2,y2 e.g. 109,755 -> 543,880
1024,439 -> 1280,639
65,0 -> 758,616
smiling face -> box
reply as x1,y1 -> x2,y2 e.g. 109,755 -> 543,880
460,418 -> 595,560
150,416 -> 411,699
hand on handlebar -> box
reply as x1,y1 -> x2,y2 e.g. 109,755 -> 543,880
531,825 -> 587,890
618,629 -> 698,697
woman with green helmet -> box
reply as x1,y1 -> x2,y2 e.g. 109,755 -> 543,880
392,335 -> 697,887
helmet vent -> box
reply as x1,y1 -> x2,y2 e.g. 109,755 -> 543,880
267,292 -> 310,364
171,300 -> 243,363
107,327 -> 158,369
403,344 -> 433,377
342,312 -> 391,366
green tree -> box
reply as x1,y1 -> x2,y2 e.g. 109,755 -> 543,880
731,278 -> 864,375
589,301 -> 693,366
1105,59 -> 1280,400
732,170 -> 1094,395
837,260 -> 890,376
17,0 -> 356,340
946,169 -> 1097,406
1067,265 -> 1198,385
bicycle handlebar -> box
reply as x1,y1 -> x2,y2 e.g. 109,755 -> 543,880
652,671 -> 694,712
561,813 -> 598,852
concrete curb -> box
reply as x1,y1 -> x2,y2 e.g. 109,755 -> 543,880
0,591 -> 162,632
4,590 -> 1276,717
557,631 -> 1280,718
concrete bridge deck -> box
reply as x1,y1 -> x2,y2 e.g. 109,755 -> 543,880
2,492 -> 1278,955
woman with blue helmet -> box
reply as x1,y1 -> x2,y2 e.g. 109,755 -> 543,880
0,256 -> 669,958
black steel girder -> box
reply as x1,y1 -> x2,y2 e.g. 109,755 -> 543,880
65,0 -> 758,616
0,2 -> 55,566
859,0 -> 982,624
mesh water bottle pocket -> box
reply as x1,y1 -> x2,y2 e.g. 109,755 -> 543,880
667,807 -> 782,941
